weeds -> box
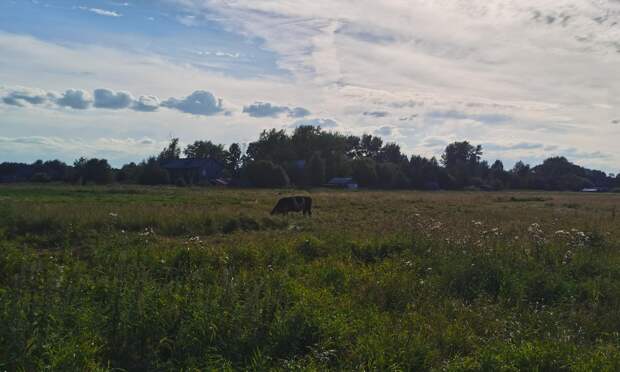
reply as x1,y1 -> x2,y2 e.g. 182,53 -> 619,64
1,185 -> 620,369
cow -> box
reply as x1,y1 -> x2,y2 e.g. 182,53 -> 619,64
270,196 -> 312,216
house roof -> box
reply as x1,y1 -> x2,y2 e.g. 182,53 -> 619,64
161,158 -> 222,169
327,177 -> 355,185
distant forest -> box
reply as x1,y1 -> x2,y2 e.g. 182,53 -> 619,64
1,126 -> 619,191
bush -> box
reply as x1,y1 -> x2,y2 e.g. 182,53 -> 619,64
30,172 -> 51,183
174,178 -> 187,187
138,159 -> 170,185
307,153 -> 326,186
245,160 -> 290,188
351,158 -> 377,187
73,157 -> 114,185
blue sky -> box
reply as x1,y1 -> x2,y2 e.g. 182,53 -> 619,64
1,0 -> 619,172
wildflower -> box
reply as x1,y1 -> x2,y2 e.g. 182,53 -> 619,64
139,227 -> 155,236
528,223 -> 546,247
428,221 -> 444,232
528,223 -> 543,235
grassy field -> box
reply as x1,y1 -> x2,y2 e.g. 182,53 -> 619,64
1,185 -> 620,371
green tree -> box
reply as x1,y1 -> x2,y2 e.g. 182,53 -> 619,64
245,160 -> 290,188
360,134 -> 383,159
73,157 -> 113,185
245,129 -> 294,164
441,141 -> 483,188
378,143 -> 406,164
157,138 -> 181,161
184,140 -> 228,163
352,158 -> 378,187
307,153 -> 326,186
227,143 -> 242,173
138,157 -> 170,185
117,162 -> 140,183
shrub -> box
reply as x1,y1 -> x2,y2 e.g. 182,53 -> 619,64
222,218 -> 239,234
30,172 -> 51,183
307,153 -> 326,186
351,158 -> 377,187
245,160 -> 290,188
138,159 -> 170,185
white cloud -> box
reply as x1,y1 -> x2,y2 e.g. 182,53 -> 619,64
290,118 -> 339,129
0,135 -> 165,166
364,111 -> 389,118
133,95 -> 160,112
3,0 -> 620,172
374,126 -> 393,136
2,87 -> 51,107
161,90 -> 225,116
56,89 -> 92,110
161,0 -> 620,169
243,102 -> 311,118
94,88 -> 134,109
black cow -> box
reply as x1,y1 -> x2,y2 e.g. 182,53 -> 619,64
270,196 -> 312,216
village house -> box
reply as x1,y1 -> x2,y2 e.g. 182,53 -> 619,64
326,177 -> 359,190
161,158 -> 224,185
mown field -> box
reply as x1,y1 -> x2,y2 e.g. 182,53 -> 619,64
1,185 -> 620,371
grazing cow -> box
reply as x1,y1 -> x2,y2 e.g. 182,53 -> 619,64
271,196 -> 312,216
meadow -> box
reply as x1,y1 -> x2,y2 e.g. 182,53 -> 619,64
1,185 -> 620,371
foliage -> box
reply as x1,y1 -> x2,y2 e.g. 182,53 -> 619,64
138,157 -> 170,185
157,138 -> 181,161
307,153 -> 326,186
244,160 -> 290,188
73,157 -> 113,185
30,172 -> 51,183
184,140 -> 228,163
1,127 -> 618,190
351,158 -> 377,186
227,143 -> 242,173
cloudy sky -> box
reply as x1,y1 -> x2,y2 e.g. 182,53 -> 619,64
1,0 -> 619,171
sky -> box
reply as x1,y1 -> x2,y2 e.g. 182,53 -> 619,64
1,0 -> 619,172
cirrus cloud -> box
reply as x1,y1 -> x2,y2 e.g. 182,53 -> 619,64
78,7 -> 122,17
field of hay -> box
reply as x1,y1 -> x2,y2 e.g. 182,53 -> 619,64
1,185 -> 620,370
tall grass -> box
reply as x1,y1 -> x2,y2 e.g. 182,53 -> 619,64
1,185 -> 620,370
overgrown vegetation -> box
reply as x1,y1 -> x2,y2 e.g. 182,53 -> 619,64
1,186 -> 620,370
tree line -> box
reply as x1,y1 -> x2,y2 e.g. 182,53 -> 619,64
1,125 -> 619,191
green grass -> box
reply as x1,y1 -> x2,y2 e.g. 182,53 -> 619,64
1,185 -> 620,370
